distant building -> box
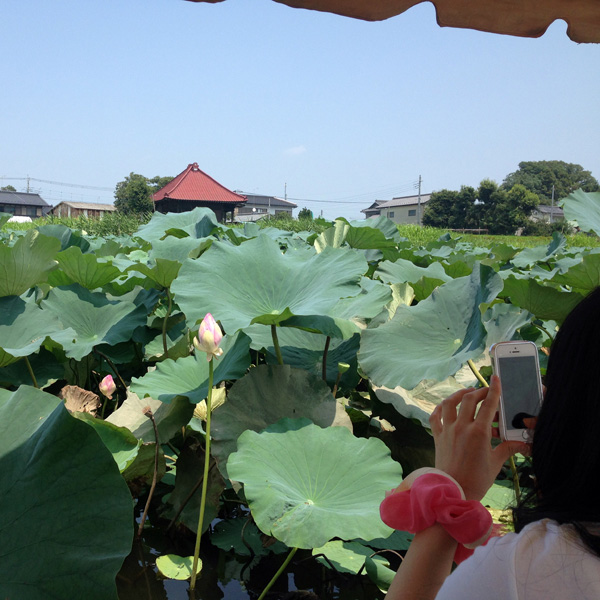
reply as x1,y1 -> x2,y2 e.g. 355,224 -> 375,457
0,190 -> 50,219
362,193 -> 431,225
233,193 -> 297,222
530,205 -> 564,223
153,163 -> 246,222
50,201 -> 117,219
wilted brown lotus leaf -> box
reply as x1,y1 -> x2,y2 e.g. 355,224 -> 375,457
59,385 -> 102,416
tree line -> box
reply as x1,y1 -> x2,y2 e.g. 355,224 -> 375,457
422,161 -> 599,235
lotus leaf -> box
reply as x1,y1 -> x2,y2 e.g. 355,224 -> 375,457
359,264 -> 503,389
372,378 -> 464,428
551,251 -> 600,291
0,229 -> 60,296
135,207 -> 220,242
172,235 -> 366,332
511,232 -> 566,268
129,257 -> 182,289
0,295 -> 76,367
155,555 -> 202,581
312,540 -> 390,575
212,519 -> 287,556
41,284 -> 148,360
47,245 -> 122,289
160,440 -> 225,534
36,223 -> 91,252
560,189 -> 600,235
0,387 -> 133,600
365,555 -> 396,593
376,257 -> 451,286
483,302 -> 534,348
347,215 -> 402,242
72,412 -> 142,472
227,418 -> 401,548
107,391 -> 195,443
501,276 -> 584,323
210,364 -> 352,478
129,331 -> 251,404
246,324 -> 360,388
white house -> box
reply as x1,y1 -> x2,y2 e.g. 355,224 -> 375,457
233,193 -> 297,222
362,193 -> 431,225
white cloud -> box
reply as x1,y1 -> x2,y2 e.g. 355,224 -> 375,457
284,145 -> 307,156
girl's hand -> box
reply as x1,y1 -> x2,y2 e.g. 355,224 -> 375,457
429,375 -> 529,501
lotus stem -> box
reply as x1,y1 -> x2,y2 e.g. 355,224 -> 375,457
532,321 -> 555,343
137,407 -> 160,539
332,372 -> 342,398
257,546 -> 298,600
271,324 -> 284,365
190,359 -> 214,591
322,336 -> 331,381
467,359 -> 487,387
23,356 -> 38,388
94,349 -> 127,391
161,288 -> 173,359
467,359 -> 522,503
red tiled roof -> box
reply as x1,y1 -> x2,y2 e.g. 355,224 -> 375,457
153,163 -> 246,205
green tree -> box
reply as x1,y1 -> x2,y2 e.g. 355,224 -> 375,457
502,160 -> 599,203
422,186 -> 477,229
298,207 -> 313,220
114,173 -> 173,215
1,185 -> 17,192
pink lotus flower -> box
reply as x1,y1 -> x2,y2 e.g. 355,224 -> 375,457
99,374 -> 116,399
193,313 -> 224,361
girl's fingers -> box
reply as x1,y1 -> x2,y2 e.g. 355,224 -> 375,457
457,386 -> 490,421
429,404 -> 443,436
441,388 -> 473,424
475,375 -> 502,425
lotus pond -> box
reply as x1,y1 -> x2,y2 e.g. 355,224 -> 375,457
1,189 -> 599,600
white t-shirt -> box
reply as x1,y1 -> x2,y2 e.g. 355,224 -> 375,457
436,519 -> 600,600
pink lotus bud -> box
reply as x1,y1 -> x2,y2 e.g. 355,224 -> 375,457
193,313 -> 224,361
99,374 -> 116,399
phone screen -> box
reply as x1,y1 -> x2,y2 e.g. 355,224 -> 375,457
498,356 -> 541,429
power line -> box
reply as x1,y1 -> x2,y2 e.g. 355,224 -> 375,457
1,176 -> 112,192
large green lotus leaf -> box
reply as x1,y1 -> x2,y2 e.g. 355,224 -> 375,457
212,518 -> 287,556
135,207 -> 220,242
501,276 -> 584,323
245,324 -> 360,388
560,189 -> 600,235
0,296 -> 76,367
551,252 -> 600,291
72,412 -> 141,472
482,481 -> 515,510
312,540 -> 389,575
483,302 -> 535,348
211,364 -> 352,478
0,230 -> 60,296
372,378 -> 464,428
149,236 -> 213,263
227,418 -> 401,549
347,215 -> 402,242
359,264 -> 503,389
376,257 -> 451,286
106,391 -> 195,442
36,224 -> 91,252
41,284 -> 147,360
129,258 -> 182,289
0,388 -> 133,600
314,219 -> 350,251
0,348 -> 63,389
511,232 -> 567,269
282,277 -> 392,339
47,245 -> 122,289
160,439 -> 225,534
130,331 -> 251,404
172,236 -> 366,331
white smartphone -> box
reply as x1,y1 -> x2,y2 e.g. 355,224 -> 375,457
490,340 -> 543,442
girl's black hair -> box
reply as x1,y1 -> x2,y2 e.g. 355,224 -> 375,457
513,287 -> 600,557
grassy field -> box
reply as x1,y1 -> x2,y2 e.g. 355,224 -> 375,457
4,212 -> 599,249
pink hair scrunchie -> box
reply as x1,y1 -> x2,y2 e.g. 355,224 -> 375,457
380,468 -> 494,564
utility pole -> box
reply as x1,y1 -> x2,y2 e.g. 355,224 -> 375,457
550,184 -> 555,224
26,175 -> 30,193
284,182 -> 287,202
417,175 -> 422,226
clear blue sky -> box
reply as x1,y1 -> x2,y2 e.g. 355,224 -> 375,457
2,0 -> 599,220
